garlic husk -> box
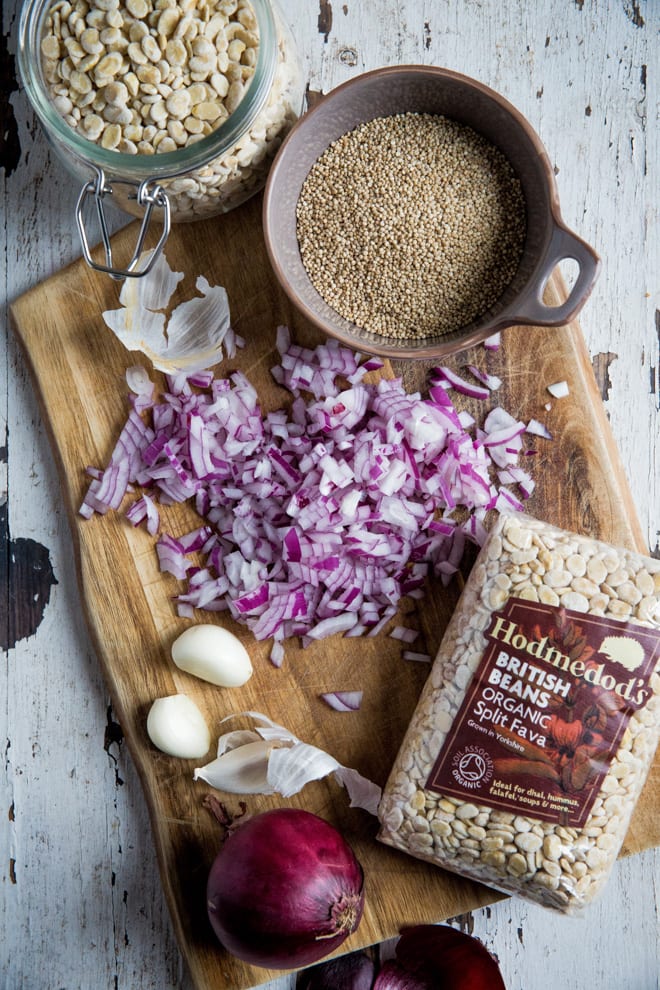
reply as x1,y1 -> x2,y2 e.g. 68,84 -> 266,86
193,739 -> 278,793
194,712 -> 382,816
217,728 -> 262,755
147,694 -> 211,759
171,624 -> 253,687
103,304 -> 167,361
161,276 -> 231,373
102,251 -> 231,374
119,251 -> 184,309
120,249 -> 184,311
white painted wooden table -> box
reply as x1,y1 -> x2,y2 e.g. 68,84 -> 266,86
2,1 -> 658,987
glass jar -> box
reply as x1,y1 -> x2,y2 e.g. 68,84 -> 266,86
18,0 -> 304,277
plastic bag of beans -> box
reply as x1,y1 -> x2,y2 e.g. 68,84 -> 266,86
378,512 -> 660,913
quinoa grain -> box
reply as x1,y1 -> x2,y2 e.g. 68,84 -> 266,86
296,112 -> 526,340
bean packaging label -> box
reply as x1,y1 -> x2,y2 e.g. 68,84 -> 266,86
426,597 -> 660,827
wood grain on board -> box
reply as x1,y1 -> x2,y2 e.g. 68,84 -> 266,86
9,193 -> 659,990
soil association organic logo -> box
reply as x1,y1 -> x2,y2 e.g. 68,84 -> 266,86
451,745 -> 494,790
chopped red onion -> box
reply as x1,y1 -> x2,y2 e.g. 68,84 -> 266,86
125,493 -> 160,536
270,641 -> 285,668
526,418 -> 553,439
430,365 -> 490,401
495,485 -> 525,512
547,379 -> 569,399
402,651 -> 432,663
308,613 -> 360,640
320,691 -> 363,712
389,626 -> 419,644
497,465 -> 536,501
81,331 -> 547,653
365,606 -> 397,637
465,364 -> 502,391
83,459 -> 130,514
156,533 -> 191,580
483,332 -> 501,350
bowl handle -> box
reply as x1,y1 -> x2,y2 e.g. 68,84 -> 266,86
508,222 -> 601,327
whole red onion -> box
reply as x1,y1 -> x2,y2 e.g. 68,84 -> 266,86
296,950 -> 375,989
206,808 -> 365,969
373,925 -> 506,989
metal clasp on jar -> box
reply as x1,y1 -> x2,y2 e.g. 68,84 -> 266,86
75,167 -> 171,281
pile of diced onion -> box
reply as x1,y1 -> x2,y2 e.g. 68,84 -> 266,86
80,328 -> 547,661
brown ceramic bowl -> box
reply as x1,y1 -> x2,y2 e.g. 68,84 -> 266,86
262,65 -> 601,359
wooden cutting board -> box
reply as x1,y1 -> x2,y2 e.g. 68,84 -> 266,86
9,192 -> 659,990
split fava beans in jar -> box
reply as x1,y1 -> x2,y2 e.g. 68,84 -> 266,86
18,0 -> 304,277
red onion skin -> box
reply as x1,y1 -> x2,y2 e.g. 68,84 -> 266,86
206,808 -> 365,970
372,961 -> 429,989
373,925 -> 506,989
296,950 -> 375,989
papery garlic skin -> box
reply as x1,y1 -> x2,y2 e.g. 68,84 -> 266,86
102,251 -> 232,375
193,712 -> 383,816
172,624 -> 253,687
193,739 -> 275,793
147,694 -> 211,759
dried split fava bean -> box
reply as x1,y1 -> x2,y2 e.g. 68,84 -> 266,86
378,513 -> 660,914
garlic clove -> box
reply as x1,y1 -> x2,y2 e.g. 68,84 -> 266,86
147,694 -> 211,759
171,624 -> 253,687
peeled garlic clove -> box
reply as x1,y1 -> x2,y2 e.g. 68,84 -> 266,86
147,694 -> 211,759
171,624 -> 253,687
